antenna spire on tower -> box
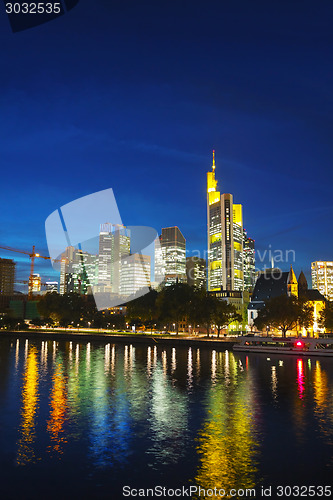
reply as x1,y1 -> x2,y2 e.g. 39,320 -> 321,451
212,149 -> 215,171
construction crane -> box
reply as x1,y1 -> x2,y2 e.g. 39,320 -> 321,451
0,244 -> 59,299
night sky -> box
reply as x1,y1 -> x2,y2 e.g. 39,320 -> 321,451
0,0 -> 332,287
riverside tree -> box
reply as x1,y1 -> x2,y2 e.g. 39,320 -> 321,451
254,295 -> 313,336
319,301 -> 333,333
126,288 -> 158,332
156,283 -> 194,334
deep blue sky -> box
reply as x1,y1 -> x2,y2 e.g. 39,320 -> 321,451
0,0 -> 332,287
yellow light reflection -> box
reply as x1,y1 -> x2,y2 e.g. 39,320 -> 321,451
16,347 -> 39,465
194,352 -> 258,498
75,344 -> 79,375
314,361 -> 328,414
47,361 -> 68,455
211,350 -> 216,384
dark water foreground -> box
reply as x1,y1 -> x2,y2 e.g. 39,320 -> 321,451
0,338 -> 332,499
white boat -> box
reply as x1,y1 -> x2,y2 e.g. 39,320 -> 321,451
233,336 -> 333,356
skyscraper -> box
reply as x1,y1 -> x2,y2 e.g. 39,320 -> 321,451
60,246 -> 97,295
311,261 -> 333,300
0,258 -> 15,295
155,226 -> 186,286
97,223 -> 130,294
243,230 -> 256,292
120,253 -> 151,297
207,151 -> 250,292
186,256 -> 206,289
112,224 -> 131,294
98,223 -> 113,288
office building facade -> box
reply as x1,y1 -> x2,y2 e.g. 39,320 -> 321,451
311,261 -> 333,301
120,253 -> 151,297
243,230 -> 256,292
60,247 -> 97,295
186,256 -> 206,289
0,258 -> 15,295
207,151 -> 246,291
155,226 -> 186,286
97,223 -> 131,294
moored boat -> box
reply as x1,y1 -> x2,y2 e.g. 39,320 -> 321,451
233,336 -> 333,356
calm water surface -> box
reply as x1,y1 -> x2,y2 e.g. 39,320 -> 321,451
0,337 -> 333,499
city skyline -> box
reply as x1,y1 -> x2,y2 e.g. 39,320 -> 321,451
0,2 -> 332,288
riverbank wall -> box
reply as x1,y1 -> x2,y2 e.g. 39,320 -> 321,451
2,330 -> 238,350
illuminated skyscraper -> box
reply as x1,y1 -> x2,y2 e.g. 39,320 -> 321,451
120,254 -> 151,297
155,227 -> 186,286
30,274 -> 41,293
60,246 -> 97,295
311,261 -> 333,300
186,256 -> 206,289
207,151 -> 247,291
97,223 -> 130,294
98,223 -> 113,287
112,224 -> 131,294
243,230 -> 256,292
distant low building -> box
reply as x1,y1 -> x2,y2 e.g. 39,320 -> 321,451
211,289 -> 250,333
45,281 -> 59,293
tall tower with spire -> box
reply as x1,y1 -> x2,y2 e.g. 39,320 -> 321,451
207,151 -> 246,291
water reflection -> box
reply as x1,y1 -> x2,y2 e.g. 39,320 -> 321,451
2,338 -> 332,495
297,358 -> 305,400
16,346 -> 39,465
194,352 -> 258,498
47,357 -> 68,455
147,362 -> 188,467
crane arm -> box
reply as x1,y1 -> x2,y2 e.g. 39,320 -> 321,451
0,244 -> 31,256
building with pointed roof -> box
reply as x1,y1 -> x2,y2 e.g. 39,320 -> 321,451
248,266 -> 326,336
